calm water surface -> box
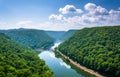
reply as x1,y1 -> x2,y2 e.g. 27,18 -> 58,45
39,42 -> 95,77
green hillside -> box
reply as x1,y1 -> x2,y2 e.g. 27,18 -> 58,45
45,31 -> 65,41
0,29 -> 54,49
60,30 -> 77,41
58,26 -> 120,77
0,33 -> 53,77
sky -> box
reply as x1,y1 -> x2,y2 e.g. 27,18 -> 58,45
0,0 -> 120,31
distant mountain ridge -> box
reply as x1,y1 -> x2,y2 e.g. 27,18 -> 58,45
45,31 -> 66,41
0,28 -> 77,49
45,30 -> 77,41
0,29 -> 54,49
61,30 -> 76,41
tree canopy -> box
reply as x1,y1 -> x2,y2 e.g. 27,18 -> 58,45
0,29 -> 54,49
0,33 -> 54,77
58,26 -> 120,77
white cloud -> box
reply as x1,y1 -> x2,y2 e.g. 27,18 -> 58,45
16,20 -> 32,26
109,9 -> 120,15
67,3 -> 120,26
59,5 -> 83,14
84,3 -> 108,15
47,3 -> 120,30
82,15 -> 98,23
1,3 -> 120,31
64,15 -> 100,27
84,3 -> 96,11
49,14 -> 65,20
2,9 -> 120,31
108,10 -> 120,25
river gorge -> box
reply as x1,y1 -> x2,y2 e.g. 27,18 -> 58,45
39,42 -> 96,77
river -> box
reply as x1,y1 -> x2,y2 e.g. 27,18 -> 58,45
38,42 -> 95,77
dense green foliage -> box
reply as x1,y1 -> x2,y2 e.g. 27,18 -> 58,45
54,48 -> 70,63
0,29 -> 54,49
45,31 -> 65,41
61,30 -> 77,41
0,33 -> 54,77
58,26 -> 120,77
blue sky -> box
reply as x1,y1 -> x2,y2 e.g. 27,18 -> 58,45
0,0 -> 120,30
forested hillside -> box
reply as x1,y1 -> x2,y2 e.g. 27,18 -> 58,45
0,33 -> 53,77
58,26 -> 120,77
45,31 -> 65,41
0,29 -> 54,49
60,30 -> 77,41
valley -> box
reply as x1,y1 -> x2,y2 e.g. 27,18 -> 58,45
0,0 -> 120,77
0,26 -> 120,77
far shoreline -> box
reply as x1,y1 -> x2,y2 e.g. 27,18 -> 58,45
58,51 -> 105,77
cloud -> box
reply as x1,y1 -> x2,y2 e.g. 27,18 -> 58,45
35,21 -> 79,31
64,15 -> 99,27
108,10 -> 120,25
59,5 -> 83,14
16,20 -> 32,26
84,3 -> 96,11
47,3 -> 120,30
84,3 -> 108,15
49,14 -> 65,20
109,9 -> 120,15
1,3 -> 120,31
68,3 -> 120,26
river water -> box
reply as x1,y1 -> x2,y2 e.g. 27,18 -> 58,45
38,42 -> 95,77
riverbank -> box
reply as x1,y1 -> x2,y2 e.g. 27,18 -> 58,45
57,51 -> 105,77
